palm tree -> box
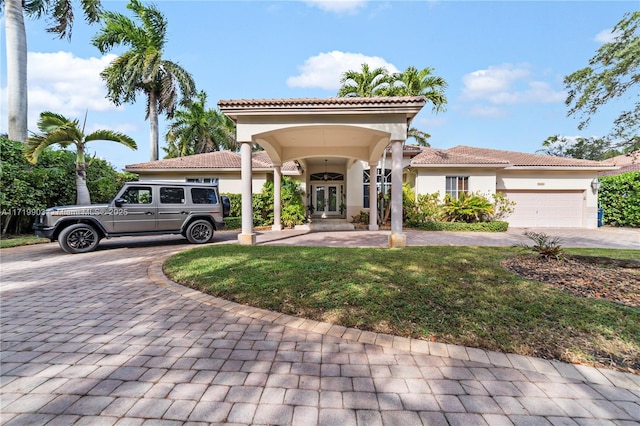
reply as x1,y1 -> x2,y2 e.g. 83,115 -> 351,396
164,91 -> 238,158
92,0 -> 196,161
25,111 -> 137,205
3,0 -> 102,142
407,128 -> 431,147
337,63 -> 392,97
392,66 -> 448,112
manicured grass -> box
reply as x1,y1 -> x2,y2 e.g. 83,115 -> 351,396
0,235 -> 49,249
164,245 -> 640,371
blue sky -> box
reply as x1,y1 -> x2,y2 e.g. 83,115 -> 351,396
1,0 -> 636,170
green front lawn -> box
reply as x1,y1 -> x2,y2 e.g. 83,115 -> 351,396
0,235 -> 49,249
164,245 -> 640,372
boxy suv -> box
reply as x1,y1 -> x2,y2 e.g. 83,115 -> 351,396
34,181 -> 231,254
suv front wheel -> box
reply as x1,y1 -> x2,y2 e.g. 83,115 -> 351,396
59,223 -> 101,254
185,220 -> 214,244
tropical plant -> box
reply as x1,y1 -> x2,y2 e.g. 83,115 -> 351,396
389,66 -> 448,112
517,232 -> 564,261
336,64 -> 447,148
407,128 -> 431,147
3,0 -> 102,142
337,63 -> 393,97
441,192 -> 494,223
92,0 -> 196,161
164,91 -> 238,158
24,112 -> 137,205
251,177 -> 306,227
564,11 -> 640,152
488,192 -> 516,221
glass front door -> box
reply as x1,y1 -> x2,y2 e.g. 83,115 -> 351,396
313,185 -> 341,217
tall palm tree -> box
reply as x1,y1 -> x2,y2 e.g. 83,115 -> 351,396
337,63 -> 392,97
25,111 -> 137,205
92,0 -> 196,161
164,91 -> 238,158
3,0 -> 102,142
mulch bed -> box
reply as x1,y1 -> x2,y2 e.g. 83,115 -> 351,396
502,255 -> 640,308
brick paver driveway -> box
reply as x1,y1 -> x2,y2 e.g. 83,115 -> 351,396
1,230 -> 639,425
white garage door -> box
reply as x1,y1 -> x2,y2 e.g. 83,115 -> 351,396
501,191 -> 584,228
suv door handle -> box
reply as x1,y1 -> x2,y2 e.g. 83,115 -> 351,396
181,211 -> 189,215
145,212 -> 154,215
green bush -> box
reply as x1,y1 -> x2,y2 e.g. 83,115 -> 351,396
227,177 -> 307,228
409,221 -> 509,232
351,210 -> 370,224
599,172 -> 640,227
222,193 -> 242,217
223,217 -> 241,230
0,137 -> 130,235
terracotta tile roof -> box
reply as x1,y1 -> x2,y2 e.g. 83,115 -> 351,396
126,151 -> 300,172
599,163 -> 640,176
412,145 -> 610,168
218,96 -> 427,110
411,147 -> 510,166
603,151 -> 640,166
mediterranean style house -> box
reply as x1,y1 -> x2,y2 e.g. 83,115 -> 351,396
125,97 -> 617,246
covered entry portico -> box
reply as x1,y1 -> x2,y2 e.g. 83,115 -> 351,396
218,97 -> 426,248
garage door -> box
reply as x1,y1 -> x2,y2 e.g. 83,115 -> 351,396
501,191 -> 584,228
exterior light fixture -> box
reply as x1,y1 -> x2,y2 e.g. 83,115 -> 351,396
591,178 -> 602,192
323,159 -> 329,181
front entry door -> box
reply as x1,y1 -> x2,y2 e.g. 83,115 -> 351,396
314,185 -> 341,217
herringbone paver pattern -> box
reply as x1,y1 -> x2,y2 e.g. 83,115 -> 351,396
1,229 -> 639,425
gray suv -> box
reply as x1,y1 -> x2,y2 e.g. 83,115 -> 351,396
34,181 -> 230,254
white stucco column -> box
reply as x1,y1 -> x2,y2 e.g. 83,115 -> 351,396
272,164 -> 282,231
238,141 -> 256,245
368,162 -> 379,231
389,140 -> 405,248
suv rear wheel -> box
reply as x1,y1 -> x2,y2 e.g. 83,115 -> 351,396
58,223 -> 101,254
185,220 -> 214,244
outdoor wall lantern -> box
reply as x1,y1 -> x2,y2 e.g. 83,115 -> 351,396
591,178 -> 602,192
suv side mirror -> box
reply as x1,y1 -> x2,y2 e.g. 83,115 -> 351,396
114,198 -> 125,207
221,196 -> 231,218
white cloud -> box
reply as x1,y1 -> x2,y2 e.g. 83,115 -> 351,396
461,63 -> 565,105
303,0 -> 367,14
0,51 -> 124,135
594,28 -> 621,44
286,50 -> 399,91
462,64 -> 531,101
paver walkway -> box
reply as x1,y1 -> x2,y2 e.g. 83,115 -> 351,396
1,228 -> 639,425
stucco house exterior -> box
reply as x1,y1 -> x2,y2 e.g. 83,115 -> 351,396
125,97 -> 617,245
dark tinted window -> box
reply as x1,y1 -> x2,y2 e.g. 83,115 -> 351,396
191,188 -> 218,204
160,187 -> 185,204
121,187 -> 152,204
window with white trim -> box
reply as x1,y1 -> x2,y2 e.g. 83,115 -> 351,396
445,176 -> 469,199
363,168 -> 392,208
186,178 -> 219,185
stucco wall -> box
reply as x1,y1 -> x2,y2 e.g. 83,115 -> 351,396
414,168 -> 497,198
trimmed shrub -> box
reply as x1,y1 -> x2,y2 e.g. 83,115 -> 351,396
599,172 -> 640,227
223,217 -> 241,230
409,221 -> 509,232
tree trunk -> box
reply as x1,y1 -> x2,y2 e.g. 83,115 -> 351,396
149,91 -> 159,161
76,147 -> 91,205
5,0 -> 28,142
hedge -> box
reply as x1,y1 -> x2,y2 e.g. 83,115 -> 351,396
407,221 -> 509,232
599,172 -> 640,228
